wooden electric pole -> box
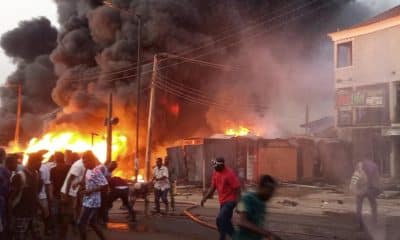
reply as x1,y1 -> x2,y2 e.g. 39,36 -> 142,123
305,104 -> 310,135
106,92 -> 113,165
14,84 -> 22,145
135,15 -> 142,180
144,54 -> 158,181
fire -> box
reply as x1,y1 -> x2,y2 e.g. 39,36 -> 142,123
19,130 -> 128,165
225,126 -> 250,136
131,174 -> 145,183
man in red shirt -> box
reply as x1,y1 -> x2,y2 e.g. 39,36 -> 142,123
201,157 -> 241,240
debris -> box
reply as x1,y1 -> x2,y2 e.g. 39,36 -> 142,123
278,199 -> 299,207
337,200 -> 344,204
321,200 -> 329,207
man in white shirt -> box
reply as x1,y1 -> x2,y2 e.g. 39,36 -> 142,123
152,158 -> 170,214
60,156 -> 85,240
39,162 -> 53,235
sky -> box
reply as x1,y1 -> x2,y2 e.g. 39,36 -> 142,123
0,1 -> 58,85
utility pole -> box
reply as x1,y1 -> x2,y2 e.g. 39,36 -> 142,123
106,92 -> 113,165
14,83 -> 22,145
144,54 -> 158,181
91,132 -> 99,147
305,104 -> 310,135
135,15 -> 142,181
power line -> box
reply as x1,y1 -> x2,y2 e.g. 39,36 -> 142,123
155,73 -> 266,110
102,0 -> 334,82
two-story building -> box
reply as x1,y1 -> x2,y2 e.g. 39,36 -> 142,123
329,6 -> 400,178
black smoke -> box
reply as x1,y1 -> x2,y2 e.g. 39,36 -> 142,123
0,0 -> 396,161
0,17 -> 58,142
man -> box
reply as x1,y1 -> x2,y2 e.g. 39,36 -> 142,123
60,152 -> 86,239
164,156 -> 176,211
106,161 -> 136,221
0,148 -> 5,166
153,157 -> 170,214
351,159 -> 380,229
130,182 -> 151,216
8,151 -> 47,240
234,175 -> 279,240
39,159 -> 53,236
201,157 -> 241,240
50,152 -> 70,238
0,154 -> 18,238
78,150 -> 108,240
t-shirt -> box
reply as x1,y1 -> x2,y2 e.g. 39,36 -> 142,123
0,167 -> 11,217
153,166 -> 170,191
39,163 -> 52,200
61,159 -> 85,197
234,192 -> 266,240
82,166 -> 108,208
212,167 -> 241,204
109,176 -> 128,188
11,168 -> 41,217
0,167 -> 11,198
50,164 -> 70,199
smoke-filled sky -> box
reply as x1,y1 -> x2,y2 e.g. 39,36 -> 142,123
0,0 -> 400,147
0,1 -> 58,85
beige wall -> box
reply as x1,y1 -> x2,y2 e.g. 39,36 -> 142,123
335,25 -> 400,89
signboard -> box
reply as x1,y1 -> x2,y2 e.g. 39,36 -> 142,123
336,88 -> 352,107
353,88 -> 385,107
336,85 -> 386,108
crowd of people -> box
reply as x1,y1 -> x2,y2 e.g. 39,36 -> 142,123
1,144 -> 380,240
0,147 -> 178,240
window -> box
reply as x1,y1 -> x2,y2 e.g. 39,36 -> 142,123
337,110 -> 353,126
355,108 -> 386,125
337,42 -> 352,68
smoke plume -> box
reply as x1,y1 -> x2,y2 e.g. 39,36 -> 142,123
0,18 -> 58,143
0,0 -> 397,170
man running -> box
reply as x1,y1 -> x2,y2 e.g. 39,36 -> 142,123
201,157 -> 241,240
234,175 -> 280,240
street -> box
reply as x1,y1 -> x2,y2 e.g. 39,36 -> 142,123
65,201 -> 218,240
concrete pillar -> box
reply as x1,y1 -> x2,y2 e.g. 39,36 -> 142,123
389,82 -> 396,123
390,139 -> 397,178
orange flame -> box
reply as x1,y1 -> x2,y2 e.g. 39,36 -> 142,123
225,126 -> 250,136
16,130 -> 128,165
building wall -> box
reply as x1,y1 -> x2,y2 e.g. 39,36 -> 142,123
335,25 -> 400,89
333,24 -> 400,177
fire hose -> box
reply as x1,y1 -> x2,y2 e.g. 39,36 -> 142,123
183,205 -> 344,240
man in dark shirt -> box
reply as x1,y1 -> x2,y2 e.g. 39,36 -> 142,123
8,151 -> 46,240
50,152 -> 70,237
0,154 -> 18,238
104,161 -> 136,221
